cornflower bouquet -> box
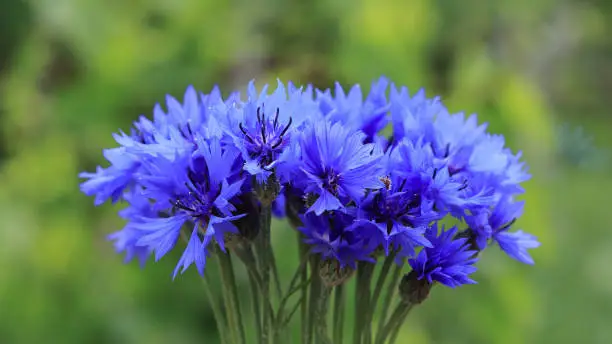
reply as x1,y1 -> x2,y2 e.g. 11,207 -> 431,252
80,77 -> 539,344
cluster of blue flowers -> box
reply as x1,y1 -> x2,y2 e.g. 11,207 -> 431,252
80,77 -> 539,286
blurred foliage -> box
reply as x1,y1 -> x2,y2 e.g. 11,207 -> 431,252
0,0 -> 611,343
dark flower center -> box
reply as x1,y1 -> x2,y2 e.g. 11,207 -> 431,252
170,169 -> 221,223
239,107 -> 292,169
322,168 -> 340,194
370,179 -> 421,232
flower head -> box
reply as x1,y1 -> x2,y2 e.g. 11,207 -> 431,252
317,77 -> 390,143
80,77 -> 537,281
356,173 -> 434,258
287,120 -> 384,215
299,212 -> 375,268
466,196 -> 540,264
408,225 -> 478,288
220,81 -> 321,184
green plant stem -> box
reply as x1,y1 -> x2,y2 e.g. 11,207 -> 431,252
179,231 -> 229,344
248,271 -> 263,344
388,314 -> 407,344
375,263 -> 402,338
374,302 -> 413,344
298,235 -> 309,344
216,250 -> 247,344
370,252 -> 397,312
367,252 -> 396,337
315,286 -> 333,344
332,284 -> 346,344
270,246 -> 283,298
274,257 -> 310,344
257,204 -> 272,344
275,256 -> 309,325
305,255 -> 322,344
232,245 -> 263,342
201,275 -> 230,344
354,262 -> 375,344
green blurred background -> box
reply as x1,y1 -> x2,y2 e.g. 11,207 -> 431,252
1,0 -> 611,343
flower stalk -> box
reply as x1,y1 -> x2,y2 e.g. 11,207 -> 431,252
215,249 -> 247,344
354,262 -> 375,344
332,284 -> 346,344
256,203 -> 273,344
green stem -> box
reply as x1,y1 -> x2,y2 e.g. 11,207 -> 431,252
270,246 -> 283,298
374,302 -> 413,344
354,262 -> 375,344
315,286 -> 333,344
275,257 -> 309,324
375,263 -> 402,339
248,271 -> 263,344
298,234 -> 309,344
367,252 -> 396,337
216,250 -> 247,344
332,284 -> 346,344
257,204 -> 272,344
202,266 -> 229,344
180,231 -> 229,344
305,255 -> 322,344
388,316 -> 406,344
274,258 -> 310,344
233,245 -> 264,292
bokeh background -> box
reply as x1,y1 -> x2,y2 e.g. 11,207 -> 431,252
1,0 -> 611,343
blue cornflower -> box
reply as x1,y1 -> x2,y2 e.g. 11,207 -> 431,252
499,150 -> 531,194
79,146 -> 140,205
80,85 -> 228,205
271,190 -> 286,218
238,106 -> 293,180
390,138 -> 495,219
425,110 -> 530,195
299,211 -> 376,268
287,120 -> 384,215
227,81 -> 319,183
125,138 -> 246,278
466,196 -> 540,264
316,77 -> 390,143
389,85 -> 444,144
408,225 -> 478,288
107,186 -> 155,267
355,173 -> 434,258
81,77 -> 538,283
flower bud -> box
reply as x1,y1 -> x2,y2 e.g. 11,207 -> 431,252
398,271 -> 432,305
318,259 -> 355,287
254,174 -> 280,206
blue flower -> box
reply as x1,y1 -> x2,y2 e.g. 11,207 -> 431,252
81,77 -> 538,281
123,138 -> 245,277
495,230 -> 540,265
466,196 -> 540,264
299,212 -> 376,268
271,190 -> 286,218
237,105 -> 293,181
316,77 -> 390,143
107,187 -> 155,267
79,142 -> 143,206
80,85 -> 229,206
289,121 -> 384,215
355,173 -> 434,258
223,80 -> 320,183
408,225 -> 478,288
390,85 -> 444,144
391,137 -> 497,221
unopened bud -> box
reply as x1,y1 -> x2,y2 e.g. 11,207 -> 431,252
318,259 -> 355,287
398,271 -> 432,305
